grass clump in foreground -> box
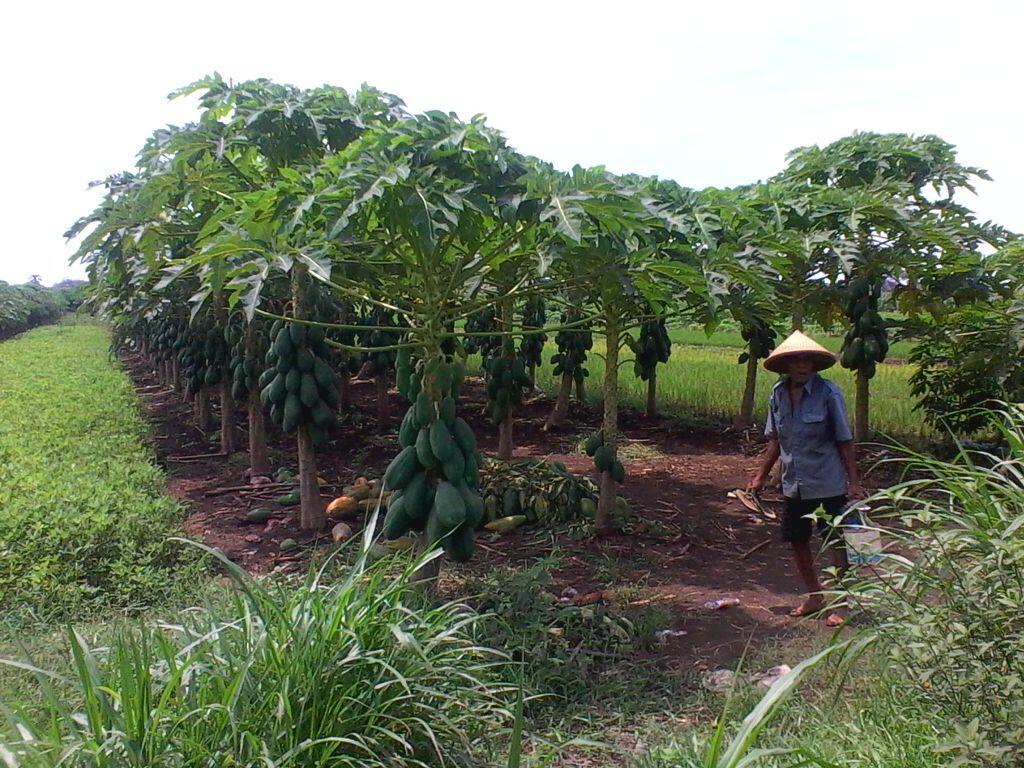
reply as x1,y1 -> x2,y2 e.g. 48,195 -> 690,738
0,323 -> 200,621
0,542 -> 515,767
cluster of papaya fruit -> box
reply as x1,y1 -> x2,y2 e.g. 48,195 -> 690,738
631,318 -> 671,379
840,277 -> 888,379
382,356 -> 481,562
258,321 -> 339,444
738,320 -> 777,364
484,356 -> 532,422
518,296 -> 547,370
464,307 -> 502,361
178,324 -> 228,393
228,326 -> 259,401
584,430 -> 626,483
552,312 -> 593,385
358,309 -> 404,376
148,316 -> 183,367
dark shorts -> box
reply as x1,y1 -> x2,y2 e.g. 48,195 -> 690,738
781,494 -> 854,545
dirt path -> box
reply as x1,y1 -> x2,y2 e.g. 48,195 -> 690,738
126,352 -> 881,670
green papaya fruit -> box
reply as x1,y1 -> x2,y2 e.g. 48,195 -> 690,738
282,393 -> 302,432
429,420 -> 456,463
451,417 -> 477,453
299,373 -> 319,408
383,495 -> 410,539
442,448 -> 466,485
415,427 -> 438,469
295,347 -> 315,373
383,446 -> 420,491
442,523 -> 474,562
310,400 -> 334,428
273,329 -> 293,359
286,368 -> 302,393
434,481 -> 467,529
399,407 -> 418,448
289,323 -> 307,347
402,471 -> 430,523
439,396 -> 456,425
458,484 -> 485,528
414,391 -> 434,427
313,357 -> 335,389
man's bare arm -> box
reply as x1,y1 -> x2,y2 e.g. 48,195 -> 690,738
748,439 -> 780,493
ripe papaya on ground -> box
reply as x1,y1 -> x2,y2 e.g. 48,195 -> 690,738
485,514 -> 527,534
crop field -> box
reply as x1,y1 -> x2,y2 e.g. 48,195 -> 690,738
1,69 -> 1017,767
480,336 -> 929,441
0,323 -> 199,622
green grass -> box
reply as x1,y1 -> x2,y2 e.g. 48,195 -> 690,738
0,323 -> 201,622
636,653 -> 950,768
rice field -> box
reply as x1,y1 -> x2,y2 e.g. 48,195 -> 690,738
504,332 -> 930,443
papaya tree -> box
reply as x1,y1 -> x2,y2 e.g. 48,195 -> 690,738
782,132 -> 996,440
252,110 -> 559,560
528,167 -> 722,533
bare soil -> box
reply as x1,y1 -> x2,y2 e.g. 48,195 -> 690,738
125,352 -> 889,671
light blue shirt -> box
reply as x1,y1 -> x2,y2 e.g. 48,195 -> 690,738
765,373 -> 853,500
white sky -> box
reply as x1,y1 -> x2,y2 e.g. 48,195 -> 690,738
2,0 -> 1020,285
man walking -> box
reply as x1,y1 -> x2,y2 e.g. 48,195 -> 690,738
748,331 -> 863,627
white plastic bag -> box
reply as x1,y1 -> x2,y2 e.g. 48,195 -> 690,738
843,504 -> 884,565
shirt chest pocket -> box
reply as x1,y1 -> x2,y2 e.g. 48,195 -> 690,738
801,407 -> 826,424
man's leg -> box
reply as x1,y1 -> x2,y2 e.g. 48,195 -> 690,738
790,540 -> 825,616
783,497 -> 825,616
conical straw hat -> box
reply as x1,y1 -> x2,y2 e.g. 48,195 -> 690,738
763,330 -> 836,374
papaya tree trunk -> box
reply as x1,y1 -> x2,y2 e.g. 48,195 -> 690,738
736,347 -> 759,427
171,358 -> 181,391
595,311 -> 620,534
645,371 -> 657,418
545,372 -> 574,430
497,296 -> 515,460
498,416 -> 514,459
855,369 -> 870,442
296,425 -> 324,530
219,379 -> 237,455
575,375 -> 586,403
791,292 -> 804,331
375,374 -> 389,432
196,387 -> 212,432
244,323 -> 270,476
411,532 -> 442,590
248,390 -> 271,476
293,265 -> 324,531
